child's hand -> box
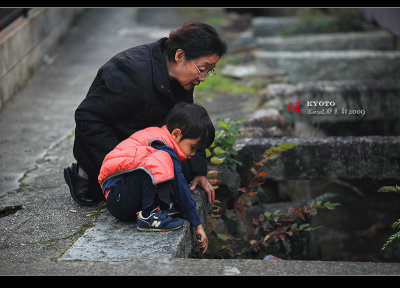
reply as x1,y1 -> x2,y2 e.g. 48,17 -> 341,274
190,175 -> 215,204
195,224 -> 208,254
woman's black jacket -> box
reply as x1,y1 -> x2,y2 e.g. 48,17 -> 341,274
73,37 -> 208,190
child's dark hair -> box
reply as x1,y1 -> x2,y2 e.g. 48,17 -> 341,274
166,102 -> 215,150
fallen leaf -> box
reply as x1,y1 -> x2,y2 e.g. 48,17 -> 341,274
286,231 -> 293,236
254,171 -> 270,178
249,181 -> 265,187
217,233 -> 231,241
207,170 -> 220,176
238,187 -> 247,193
243,191 -> 258,197
210,179 -> 220,185
249,239 -> 258,245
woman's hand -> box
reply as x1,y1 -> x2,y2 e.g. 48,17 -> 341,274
190,175 -> 215,204
195,224 -> 208,254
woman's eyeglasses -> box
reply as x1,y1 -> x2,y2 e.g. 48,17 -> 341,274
190,59 -> 216,78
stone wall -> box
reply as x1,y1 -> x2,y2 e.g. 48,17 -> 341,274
0,8 -> 85,110
236,136 -> 400,181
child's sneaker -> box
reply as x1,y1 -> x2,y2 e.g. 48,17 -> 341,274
136,207 -> 184,231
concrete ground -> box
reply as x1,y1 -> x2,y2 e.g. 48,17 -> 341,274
1,8 -> 400,276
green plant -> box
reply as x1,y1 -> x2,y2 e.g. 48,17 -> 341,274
232,142 -> 299,215
195,55 -> 257,94
378,185 -> 400,253
206,117 -> 247,171
250,200 -> 340,259
196,74 -> 256,94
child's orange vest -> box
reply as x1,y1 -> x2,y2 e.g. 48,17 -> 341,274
98,125 -> 187,198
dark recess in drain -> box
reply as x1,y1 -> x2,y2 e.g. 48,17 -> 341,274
0,205 -> 23,218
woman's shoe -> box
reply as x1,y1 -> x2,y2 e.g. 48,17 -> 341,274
63,163 -> 98,206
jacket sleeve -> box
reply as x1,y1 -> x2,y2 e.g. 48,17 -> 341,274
153,143 -> 202,226
172,156 -> 202,226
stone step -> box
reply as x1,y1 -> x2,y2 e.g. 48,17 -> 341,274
265,79 -> 400,123
236,136 -> 400,181
60,188 -> 210,262
5,257 -> 400,275
251,16 -> 375,37
256,30 -> 395,51
254,50 -> 400,83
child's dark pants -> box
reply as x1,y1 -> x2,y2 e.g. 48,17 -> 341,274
106,170 -> 173,222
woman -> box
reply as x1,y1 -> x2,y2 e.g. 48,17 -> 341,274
64,20 -> 227,207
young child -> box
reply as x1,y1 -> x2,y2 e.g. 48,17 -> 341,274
98,102 -> 215,254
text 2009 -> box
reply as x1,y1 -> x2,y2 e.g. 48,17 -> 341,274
342,108 -> 366,116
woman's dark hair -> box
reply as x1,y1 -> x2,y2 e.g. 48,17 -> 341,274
164,20 -> 227,62
166,102 -> 215,150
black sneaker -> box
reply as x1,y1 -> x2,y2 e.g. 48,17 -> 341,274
63,163 -> 98,206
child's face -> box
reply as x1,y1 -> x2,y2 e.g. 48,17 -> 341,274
171,129 -> 201,159
177,137 -> 201,159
